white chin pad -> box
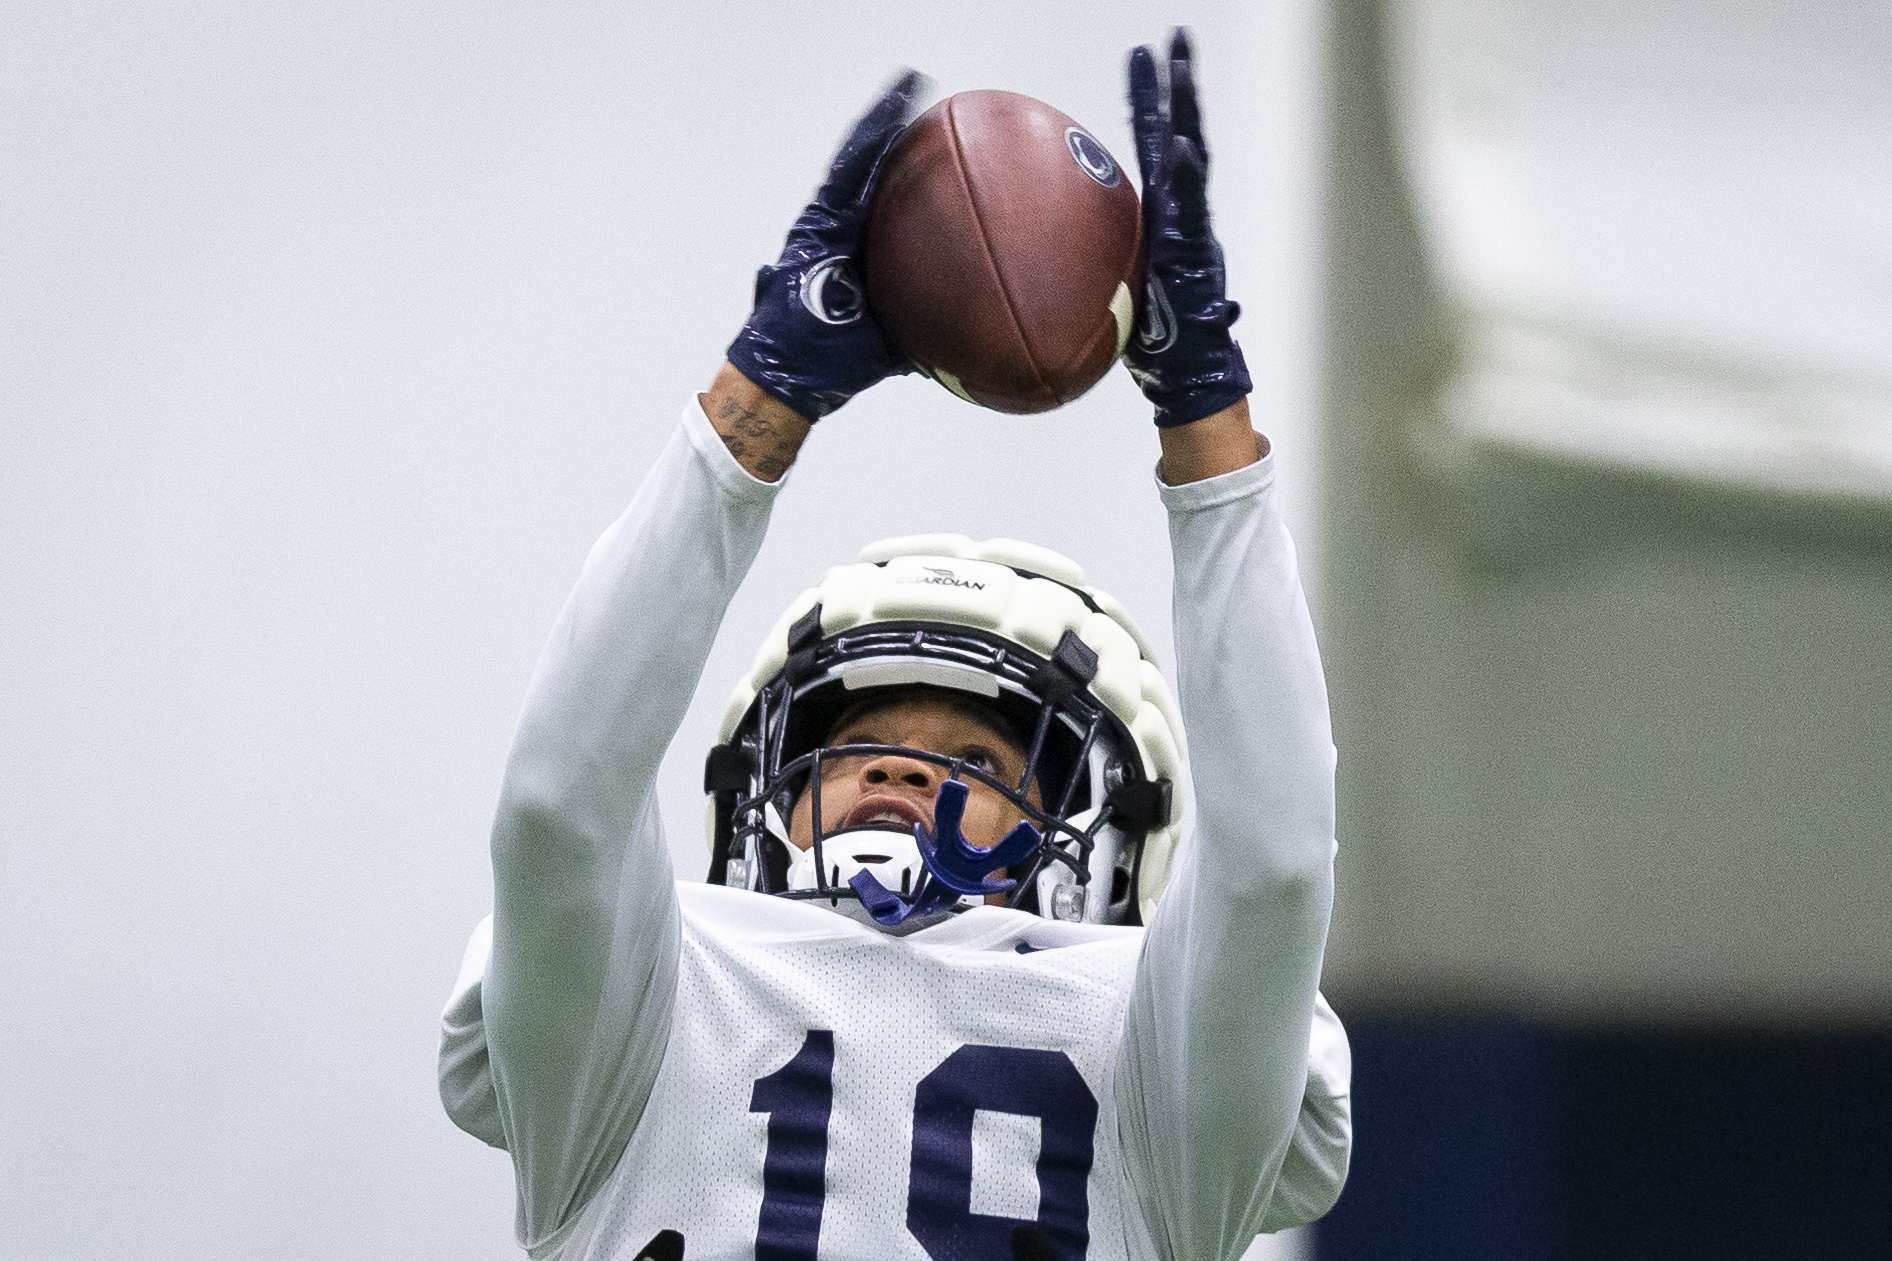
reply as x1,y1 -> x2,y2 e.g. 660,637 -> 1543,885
786,827 -> 930,901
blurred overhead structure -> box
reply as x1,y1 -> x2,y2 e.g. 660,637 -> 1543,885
1319,0 -> 1892,1023
1390,0 -> 1892,500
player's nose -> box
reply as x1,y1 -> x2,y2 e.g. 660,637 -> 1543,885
859,752 -> 940,794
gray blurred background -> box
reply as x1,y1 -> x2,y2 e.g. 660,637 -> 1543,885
4,1 -> 1887,1258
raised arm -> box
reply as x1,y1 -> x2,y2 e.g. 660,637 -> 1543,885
484,400 -> 783,1245
1118,431 -> 1340,1257
1113,33 -> 1344,1259
476,74 -> 922,1248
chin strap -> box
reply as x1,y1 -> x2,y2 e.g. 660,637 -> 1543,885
848,780 -> 1042,926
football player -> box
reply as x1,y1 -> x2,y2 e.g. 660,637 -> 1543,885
440,31 -> 1351,1261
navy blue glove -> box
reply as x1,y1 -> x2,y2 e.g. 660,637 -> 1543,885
1125,31 -> 1252,428
726,71 -> 924,421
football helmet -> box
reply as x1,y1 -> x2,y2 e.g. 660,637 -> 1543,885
703,535 -> 1189,929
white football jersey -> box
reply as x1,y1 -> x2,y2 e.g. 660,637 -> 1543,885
443,887 -> 1348,1261
443,400 -> 1351,1261
584,886 -> 1145,1260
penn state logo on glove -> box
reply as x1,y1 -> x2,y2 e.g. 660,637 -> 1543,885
798,256 -> 867,325
725,71 -> 924,420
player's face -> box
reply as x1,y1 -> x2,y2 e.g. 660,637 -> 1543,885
786,691 -> 1037,855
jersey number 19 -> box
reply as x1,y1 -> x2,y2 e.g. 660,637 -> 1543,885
750,1031 -> 1099,1260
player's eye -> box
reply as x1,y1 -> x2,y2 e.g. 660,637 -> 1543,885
958,746 -> 998,772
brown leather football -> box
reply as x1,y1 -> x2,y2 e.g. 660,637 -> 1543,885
864,91 -> 1141,414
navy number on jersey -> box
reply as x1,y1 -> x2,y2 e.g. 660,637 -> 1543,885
751,1035 -> 1097,1260
909,1044 -> 1097,1260
750,1030 -> 836,1261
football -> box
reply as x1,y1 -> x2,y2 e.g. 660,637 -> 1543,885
864,90 -> 1142,413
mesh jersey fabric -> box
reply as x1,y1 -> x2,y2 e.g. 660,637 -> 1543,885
441,892 -> 1350,1260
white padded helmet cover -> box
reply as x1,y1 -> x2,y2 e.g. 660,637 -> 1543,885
715,536 -> 1191,923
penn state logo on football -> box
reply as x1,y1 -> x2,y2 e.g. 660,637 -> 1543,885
799,255 -> 866,325
1137,276 -> 1178,354
1064,127 -> 1122,188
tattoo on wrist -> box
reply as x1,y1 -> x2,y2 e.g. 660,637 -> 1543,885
714,393 -> 795,478
719,433 -> 790,479
704,363 -> 812,479
715,395 -> 790,469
